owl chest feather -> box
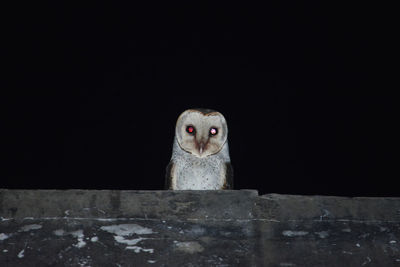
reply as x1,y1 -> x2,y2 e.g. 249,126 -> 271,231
173,155 -> 225,190
169,134 -> 231,190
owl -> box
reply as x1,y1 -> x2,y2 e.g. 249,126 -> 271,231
165,108 -> 233,190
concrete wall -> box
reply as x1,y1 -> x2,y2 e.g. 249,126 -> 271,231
1,189 -> 399,266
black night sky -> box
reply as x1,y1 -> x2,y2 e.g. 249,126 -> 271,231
2,2 -> 396,196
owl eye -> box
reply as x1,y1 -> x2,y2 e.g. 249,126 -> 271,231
186,125 -> 195,135
209,127 -> 218,136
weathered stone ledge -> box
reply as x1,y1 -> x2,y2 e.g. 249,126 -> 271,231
1,189 -> 399,266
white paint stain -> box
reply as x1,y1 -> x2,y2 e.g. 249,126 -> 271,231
342,250 -> 353,255
148,260 -> 157,263
174,241 -> 204,254
100,224 -> 155,254
53,229 -> 86,248
17,249 -> 25,258
125,246 -> 154,253
100,224 -> 154,236
3,249 -> 8,253
389,240 -> 397,244
53,229 -> 65,236
362,256 -> 372,266
114,236 -> 145,246
19,224 -> 42,232
77,257 -> 91,267
90,236 -> 98,242
71,230 -> 86,248
0,233 -> 10,241
314,231 -> 329,239
74,239 -> 86,248
282,230 -> 309,237
356,243 -> 361,247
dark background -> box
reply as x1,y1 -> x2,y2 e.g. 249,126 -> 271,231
2,2 -> 396,196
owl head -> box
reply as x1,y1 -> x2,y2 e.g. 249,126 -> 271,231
175,108 -> 228,158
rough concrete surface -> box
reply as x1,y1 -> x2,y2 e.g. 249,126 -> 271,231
0,189 -> 399,266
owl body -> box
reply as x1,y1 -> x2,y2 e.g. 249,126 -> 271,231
166,109 -> 233,190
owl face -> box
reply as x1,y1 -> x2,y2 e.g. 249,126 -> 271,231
175,109 -> 228,158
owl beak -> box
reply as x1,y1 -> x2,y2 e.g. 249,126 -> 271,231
199,142 -> 205,155
199,142 -> 206,155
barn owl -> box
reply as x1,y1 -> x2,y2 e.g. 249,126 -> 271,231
165,108 -> 233,190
